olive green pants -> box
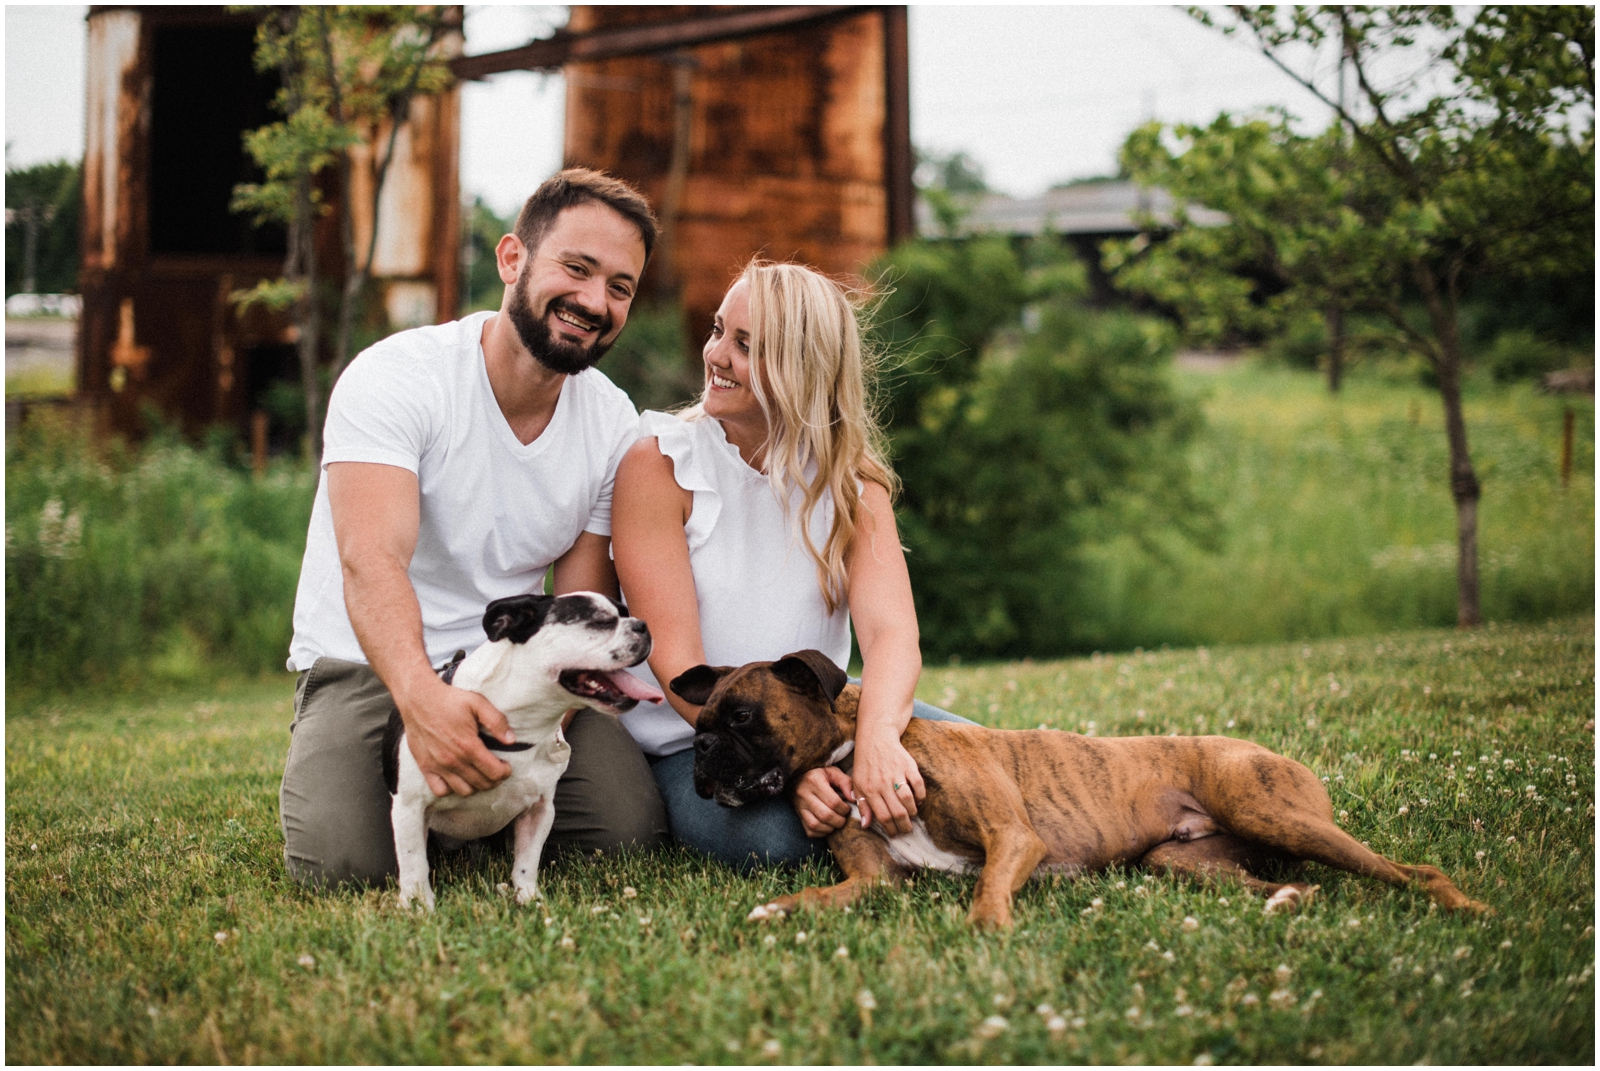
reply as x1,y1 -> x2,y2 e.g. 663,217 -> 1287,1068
279,657 -> 670,890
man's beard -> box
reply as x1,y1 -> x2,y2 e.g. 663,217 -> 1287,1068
507,275 -> 616,375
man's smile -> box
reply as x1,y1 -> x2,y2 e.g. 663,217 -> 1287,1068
552,305 -> 601,334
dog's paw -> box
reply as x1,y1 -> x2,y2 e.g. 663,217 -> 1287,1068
1263,883 -> 1317,915
397,886 -> 436,914
515,885 -> 540,907
747,901 -> 788,922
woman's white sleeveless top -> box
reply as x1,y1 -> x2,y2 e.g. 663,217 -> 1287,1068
617,410 -> 853,756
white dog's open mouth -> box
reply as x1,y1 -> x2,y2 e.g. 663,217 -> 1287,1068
558,668 -> 664,710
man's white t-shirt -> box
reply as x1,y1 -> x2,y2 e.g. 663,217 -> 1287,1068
287,310 -> 639,672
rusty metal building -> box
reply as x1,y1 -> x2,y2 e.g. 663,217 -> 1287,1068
78,5 -> 462,440
78,5 -> 910,439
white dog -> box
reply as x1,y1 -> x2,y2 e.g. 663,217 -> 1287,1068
384,592 -> 662,912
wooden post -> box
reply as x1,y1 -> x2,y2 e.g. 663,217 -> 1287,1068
251,410 -> 269,478
1561,406 -> 1574,490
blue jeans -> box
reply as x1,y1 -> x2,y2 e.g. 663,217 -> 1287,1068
649,697 -> 974,872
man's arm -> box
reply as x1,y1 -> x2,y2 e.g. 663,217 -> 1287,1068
328,461 -> 515,798
551,530 -> 620,600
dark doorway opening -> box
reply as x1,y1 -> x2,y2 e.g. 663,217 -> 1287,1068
148,23 -> 287,256
242,342 -> 304,455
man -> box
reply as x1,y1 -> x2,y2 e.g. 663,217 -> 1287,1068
280,169 -> 670,889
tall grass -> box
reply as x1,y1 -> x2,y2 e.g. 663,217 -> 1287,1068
1070,364 -> 1595,650
4,413 -> 314,696
5,366 -> 1591,695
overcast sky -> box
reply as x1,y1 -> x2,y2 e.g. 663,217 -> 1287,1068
7,4 -> 1336,215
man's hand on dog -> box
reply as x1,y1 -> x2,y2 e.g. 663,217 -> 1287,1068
398,675 -> 515,797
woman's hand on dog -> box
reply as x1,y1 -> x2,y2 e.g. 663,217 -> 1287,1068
399,676 -> 515,797
852,729 -> 926,836
793,767 -> 856,837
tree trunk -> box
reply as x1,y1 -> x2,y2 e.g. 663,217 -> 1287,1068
1413,262 -> 1480,627
1325,300 -> 1345,393
293,170 -> 324,470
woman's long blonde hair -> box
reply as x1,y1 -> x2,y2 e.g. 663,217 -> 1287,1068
683,260 -> 898,613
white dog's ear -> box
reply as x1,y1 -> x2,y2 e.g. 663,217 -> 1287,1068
484,594 -> 555,644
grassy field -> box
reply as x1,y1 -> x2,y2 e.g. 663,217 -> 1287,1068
1078,364 -> 1594,648
7,618 -> 1593,1064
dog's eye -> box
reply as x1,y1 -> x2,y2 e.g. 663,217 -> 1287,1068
615,601 -> 629,617
730,709 -> 753,727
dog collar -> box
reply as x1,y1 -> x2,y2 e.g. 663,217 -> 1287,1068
439,651 -> 534,752
480,732 -> 533,753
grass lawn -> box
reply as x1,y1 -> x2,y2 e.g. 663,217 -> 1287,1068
1079,364 -> 1594,648
7,617 -> 1593,1063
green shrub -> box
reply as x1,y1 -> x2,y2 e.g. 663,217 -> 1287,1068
871,236 -> 1208,659
1483,328 -> 1570,383
5,414 -> 313,694
1264,311 -> 1327,371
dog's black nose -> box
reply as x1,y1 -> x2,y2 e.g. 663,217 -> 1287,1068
693,734 -> 718,756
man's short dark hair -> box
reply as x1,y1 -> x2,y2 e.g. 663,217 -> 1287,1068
514,168 -> 659,265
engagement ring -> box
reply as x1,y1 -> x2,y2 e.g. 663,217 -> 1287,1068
893,781 -> 903,791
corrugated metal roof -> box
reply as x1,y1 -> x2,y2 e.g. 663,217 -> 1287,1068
916,180 -> 1229,238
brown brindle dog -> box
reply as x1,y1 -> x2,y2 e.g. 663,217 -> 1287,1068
672,650 -> 1491,930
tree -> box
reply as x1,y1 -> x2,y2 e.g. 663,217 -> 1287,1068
1110,5 -> 1594,628
5,160 -> 81,297
230,6 -> 453,463
869,234 -> 1207,658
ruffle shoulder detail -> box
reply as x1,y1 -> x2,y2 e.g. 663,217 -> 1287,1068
639,410 -> 721,549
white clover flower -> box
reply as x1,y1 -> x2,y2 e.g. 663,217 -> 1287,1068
978,1015 -> 1009,1039
1240,992 -> 1260,1007
1274,964 -> 1293,985
761,1039 -> 782,1057
1398,805 -> 1409,815
835,945 -> 849,960
590,904 -> 607,915
1163,951 -> 1176,963
1047,1014 -> 1068,1037
1124,1006 -> 1142,1021
1268,988 -> 1296,1009
855,989 -> 877,1010
297,953 -> 315,969
1036,1002 -> 1055,1016
623,886 -> 637,899
559,935 -> 575,950
794,931 -> 807,944
1181,916 -> 1199,932
214,931 -> 229,944
763,934 -> 776,948
992,992 -> 1013,1009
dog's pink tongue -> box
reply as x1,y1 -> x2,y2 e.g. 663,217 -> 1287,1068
604,669 -> 664,704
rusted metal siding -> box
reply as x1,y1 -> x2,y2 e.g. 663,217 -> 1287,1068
76,5 -> 463,441
562,5 -> 895,338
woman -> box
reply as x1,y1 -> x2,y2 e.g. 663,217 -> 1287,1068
612,261 -> 967,870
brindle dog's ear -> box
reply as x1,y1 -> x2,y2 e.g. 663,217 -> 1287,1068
771,650 -> 849,704
670,664 -> 735,706
483,594 -> 554,643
